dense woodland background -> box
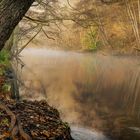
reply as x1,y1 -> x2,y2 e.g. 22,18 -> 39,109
4,0 -> 140,55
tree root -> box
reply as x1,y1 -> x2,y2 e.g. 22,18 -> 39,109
17,117 -> 32,140
0,102 -> 16,132
0,102 -> 32,140
11,125 -> 18,139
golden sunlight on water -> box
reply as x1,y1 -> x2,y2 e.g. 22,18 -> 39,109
19,48 -> 140,140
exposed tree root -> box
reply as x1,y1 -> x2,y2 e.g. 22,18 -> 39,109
0,102 -> 16,132
0,100 -> 73,140
17,117 -> 32,140
0,102 -> 31,140
11,125 -> 18,139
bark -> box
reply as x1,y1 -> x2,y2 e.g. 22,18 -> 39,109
0,0 -> 35,51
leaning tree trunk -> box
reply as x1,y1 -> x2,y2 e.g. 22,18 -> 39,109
0,0 -> 34,51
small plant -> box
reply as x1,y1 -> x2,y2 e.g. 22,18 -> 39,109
0,68 -> 5,76
2,83 -> 11,92
63,122 -> 69,129
82,27 -> 102,51
0,118 -> 9,126
0,111 -> 3,115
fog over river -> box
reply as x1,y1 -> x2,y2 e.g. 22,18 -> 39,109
18,48 -> 140,140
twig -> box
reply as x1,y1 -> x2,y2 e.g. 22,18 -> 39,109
42,28 -> 55,40
16,26 -> 42,55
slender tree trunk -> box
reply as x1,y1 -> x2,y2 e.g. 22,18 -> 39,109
0,0 -> 34,51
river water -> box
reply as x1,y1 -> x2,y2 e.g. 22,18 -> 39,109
19,48 -> 140,140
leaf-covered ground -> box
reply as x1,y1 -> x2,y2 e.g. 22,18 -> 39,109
0,63 -> 73,140
0,99 -> 73,140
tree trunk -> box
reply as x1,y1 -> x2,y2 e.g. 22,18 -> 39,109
0,0 -> 34,51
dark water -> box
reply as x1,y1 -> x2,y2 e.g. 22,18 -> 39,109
19,48 -> 140,140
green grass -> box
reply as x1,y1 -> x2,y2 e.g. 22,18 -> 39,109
0,50 -> 11,94
0,50 -> 10,76
0,50 -> 10,66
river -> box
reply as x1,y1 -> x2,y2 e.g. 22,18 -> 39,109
18,48 -> 140,140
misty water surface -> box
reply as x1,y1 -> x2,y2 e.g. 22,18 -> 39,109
18,48 -> 140,140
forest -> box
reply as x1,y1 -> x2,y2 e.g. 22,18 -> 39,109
0,0 -> 140,140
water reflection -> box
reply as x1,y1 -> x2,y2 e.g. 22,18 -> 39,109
20,48 -> 140,139
71,127 -> 109,140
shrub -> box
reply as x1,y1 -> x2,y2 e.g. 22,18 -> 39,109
82,27 -> 102,51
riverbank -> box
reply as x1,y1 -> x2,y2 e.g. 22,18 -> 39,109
0,51 -> 73,140
0,99 -> 73,139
